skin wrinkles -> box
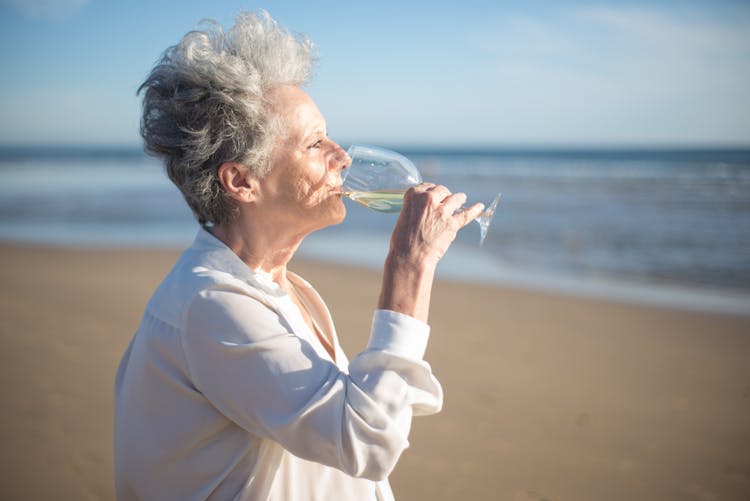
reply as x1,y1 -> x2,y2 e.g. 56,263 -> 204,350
257,85 -> 349,237
210,85 -> 349,282
212,84 -> 483,323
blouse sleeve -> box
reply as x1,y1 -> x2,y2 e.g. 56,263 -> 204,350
180,287 -> 443,481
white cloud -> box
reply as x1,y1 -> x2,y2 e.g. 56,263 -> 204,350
1,0 -> 90,19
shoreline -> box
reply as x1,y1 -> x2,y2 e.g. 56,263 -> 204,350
4,235 -> 749,317
299,232 -> 750,317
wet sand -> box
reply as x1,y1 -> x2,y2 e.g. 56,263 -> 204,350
0,244 -> 748,500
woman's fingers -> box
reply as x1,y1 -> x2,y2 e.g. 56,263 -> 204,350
454,202 -> 485,227
407,184 -> 482,226
408,182 -> 436,194
440,191 -> 468,213
419,186 -> 483,218
408,183 -> 457,207
392,183 -> 484,265
408,182 -> 447,199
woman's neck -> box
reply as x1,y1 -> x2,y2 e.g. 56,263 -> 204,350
209,217 -> 305,285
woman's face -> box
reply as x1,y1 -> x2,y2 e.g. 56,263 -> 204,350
256,86 -> 349,235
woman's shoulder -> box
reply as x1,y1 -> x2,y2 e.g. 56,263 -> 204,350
145,246 -> 276,328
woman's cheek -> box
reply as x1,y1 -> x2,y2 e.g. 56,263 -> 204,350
289,178 -> 310,202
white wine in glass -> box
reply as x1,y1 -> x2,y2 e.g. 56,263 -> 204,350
345,189 -> 408,213
343,145 -> 501,245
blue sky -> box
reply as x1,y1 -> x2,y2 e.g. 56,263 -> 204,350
0,0 -> 748,147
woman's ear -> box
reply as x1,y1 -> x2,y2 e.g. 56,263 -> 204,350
217,162 -> 259,203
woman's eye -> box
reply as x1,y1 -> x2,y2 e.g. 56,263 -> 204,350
309,139 -> 322,149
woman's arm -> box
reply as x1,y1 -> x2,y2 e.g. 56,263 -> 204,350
181,288 -> 442,481
378,183 -> 484,322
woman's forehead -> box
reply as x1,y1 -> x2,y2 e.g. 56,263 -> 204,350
269,86 -> 326,140
291,102 -> 326,137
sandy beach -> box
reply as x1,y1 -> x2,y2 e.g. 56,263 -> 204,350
0,243 -> 748,500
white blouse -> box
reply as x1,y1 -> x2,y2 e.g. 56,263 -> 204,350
114,228 -> 443,500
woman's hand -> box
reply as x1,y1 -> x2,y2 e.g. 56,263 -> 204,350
390,183 -> 485,267
378,183 -> 484,322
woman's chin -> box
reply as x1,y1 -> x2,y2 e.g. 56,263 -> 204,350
304,203 -> 346,234
329,204 -> 347,226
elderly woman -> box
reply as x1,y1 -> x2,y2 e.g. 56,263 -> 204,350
114,11 -> 483,501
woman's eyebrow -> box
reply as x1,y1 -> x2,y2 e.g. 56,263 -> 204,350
303,123 -> 326,141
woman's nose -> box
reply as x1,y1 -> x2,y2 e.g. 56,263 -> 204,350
330,142 -> 351,171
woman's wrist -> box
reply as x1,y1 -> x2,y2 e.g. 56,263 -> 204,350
378,251 -> 436,322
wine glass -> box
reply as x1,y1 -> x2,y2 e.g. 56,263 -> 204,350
343,145 -> 501,245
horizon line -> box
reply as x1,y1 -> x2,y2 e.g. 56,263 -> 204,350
1,142 -> 750,153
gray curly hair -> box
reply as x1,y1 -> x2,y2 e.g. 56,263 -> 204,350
138,11 -> 315,226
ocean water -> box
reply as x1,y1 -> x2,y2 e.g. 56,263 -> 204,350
1,146 -> 749,314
